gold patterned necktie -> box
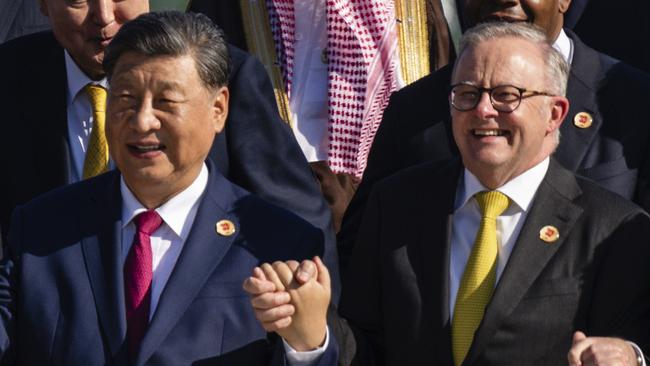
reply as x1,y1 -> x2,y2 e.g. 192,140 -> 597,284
452,190 -> 510,366
82,84 -> 109,179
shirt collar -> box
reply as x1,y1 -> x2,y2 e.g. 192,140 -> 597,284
456,157 -> 550,213
120,163 -> 209,240
552,29 -> 574,65
64,50 -> 109,104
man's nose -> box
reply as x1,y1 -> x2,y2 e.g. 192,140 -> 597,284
131,101 -> 161,133
474,91 -> 499,120
90,0 -> 116,27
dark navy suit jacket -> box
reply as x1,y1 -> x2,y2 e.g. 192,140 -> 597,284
566,0 -> 650,74
339,30 -> 650,271
0,32 -> 339,295
339,159 -> 650,365
0,161 -> 338,365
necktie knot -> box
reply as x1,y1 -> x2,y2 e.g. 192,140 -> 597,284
134,210 -> 163,235
84,84 -> 107,113
475,191 -> 509,219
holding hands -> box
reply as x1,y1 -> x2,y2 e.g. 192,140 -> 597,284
243,257 -> 331,351
568,331 -> 643,366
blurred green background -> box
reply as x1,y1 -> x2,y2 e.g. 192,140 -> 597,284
149,0 -> 190,12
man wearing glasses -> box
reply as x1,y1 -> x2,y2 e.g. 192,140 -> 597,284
340,0 -> 650,280
245,22 -> 650,365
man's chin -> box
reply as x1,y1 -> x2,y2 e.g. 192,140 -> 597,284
74,53 -> 106,80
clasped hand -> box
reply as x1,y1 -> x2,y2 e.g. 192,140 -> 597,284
243,257 -> 330,352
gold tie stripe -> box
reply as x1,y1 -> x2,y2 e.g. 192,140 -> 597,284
83,84 -> 109,179
452,190 -> 509,366
394,0 -> 430,84
239,0 -> 293,126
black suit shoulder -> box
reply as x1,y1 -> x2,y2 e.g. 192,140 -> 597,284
0,31 -> 60,65
0,33 -> 68,247
571,173 -> 650,228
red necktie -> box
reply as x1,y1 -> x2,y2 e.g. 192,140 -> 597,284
124,210 -> 162,361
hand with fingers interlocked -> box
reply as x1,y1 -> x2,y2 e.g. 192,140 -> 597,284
243,256 -> 331,352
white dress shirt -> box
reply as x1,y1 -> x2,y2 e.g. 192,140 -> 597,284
449,158 -> 549,317
64,50 -> 112,183
553,29 -> 574,65
290,0 -> 329,162
120,164 -> 208,317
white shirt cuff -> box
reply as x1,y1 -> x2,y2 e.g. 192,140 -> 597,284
283,327 -> 330,366
628,341 -> 646,366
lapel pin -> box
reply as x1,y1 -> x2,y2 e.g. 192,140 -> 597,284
539,225 -> 560,243
215,219 -> 236,236
573,112 -> 593,129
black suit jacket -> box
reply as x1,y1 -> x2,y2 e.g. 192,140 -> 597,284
0,32 -> 339,293
0,160 -> 339,365
338,158 -> 650,365
339,29 -> 650,271
567,0 -> 650,74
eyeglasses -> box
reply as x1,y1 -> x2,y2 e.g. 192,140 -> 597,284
450,83 -> 555,113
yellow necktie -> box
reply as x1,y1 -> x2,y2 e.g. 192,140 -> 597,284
82,84 -> 109,179
452,190 -> 509,366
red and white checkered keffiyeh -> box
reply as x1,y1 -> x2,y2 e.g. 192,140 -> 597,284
267,0 -> 401,178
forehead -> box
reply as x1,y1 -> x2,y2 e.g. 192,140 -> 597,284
111,52 -> 199,86
452,37 -> 546,88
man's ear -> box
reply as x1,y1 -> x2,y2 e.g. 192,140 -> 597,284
39,0 -> 49,17
547,96 -> 569,134
559,0 -> 572,14
211,86 -> 229,134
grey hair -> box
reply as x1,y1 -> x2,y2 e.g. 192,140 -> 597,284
455,22 -> 569,96
103,11 -> 230,91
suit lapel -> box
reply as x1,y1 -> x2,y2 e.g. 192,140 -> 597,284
554,30 -> 604,172
416,160 -> 460,364
80,172 -> 128,363
135,168 -> 240,366
464,160 -> 584,365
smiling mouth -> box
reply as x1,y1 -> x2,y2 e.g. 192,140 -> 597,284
128,144 -> 165,153
473,129 -> 508,137
483,15 -> 527,23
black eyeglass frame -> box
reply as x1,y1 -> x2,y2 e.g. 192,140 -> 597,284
449,83 -> 555,113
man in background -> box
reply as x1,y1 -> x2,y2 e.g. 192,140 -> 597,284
188,0 -> 456,230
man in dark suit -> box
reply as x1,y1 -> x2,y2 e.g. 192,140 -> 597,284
339,0 -> 650,271
0,11 -> 338,365
0,0 -> 337,286
246,22 -> 650,365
